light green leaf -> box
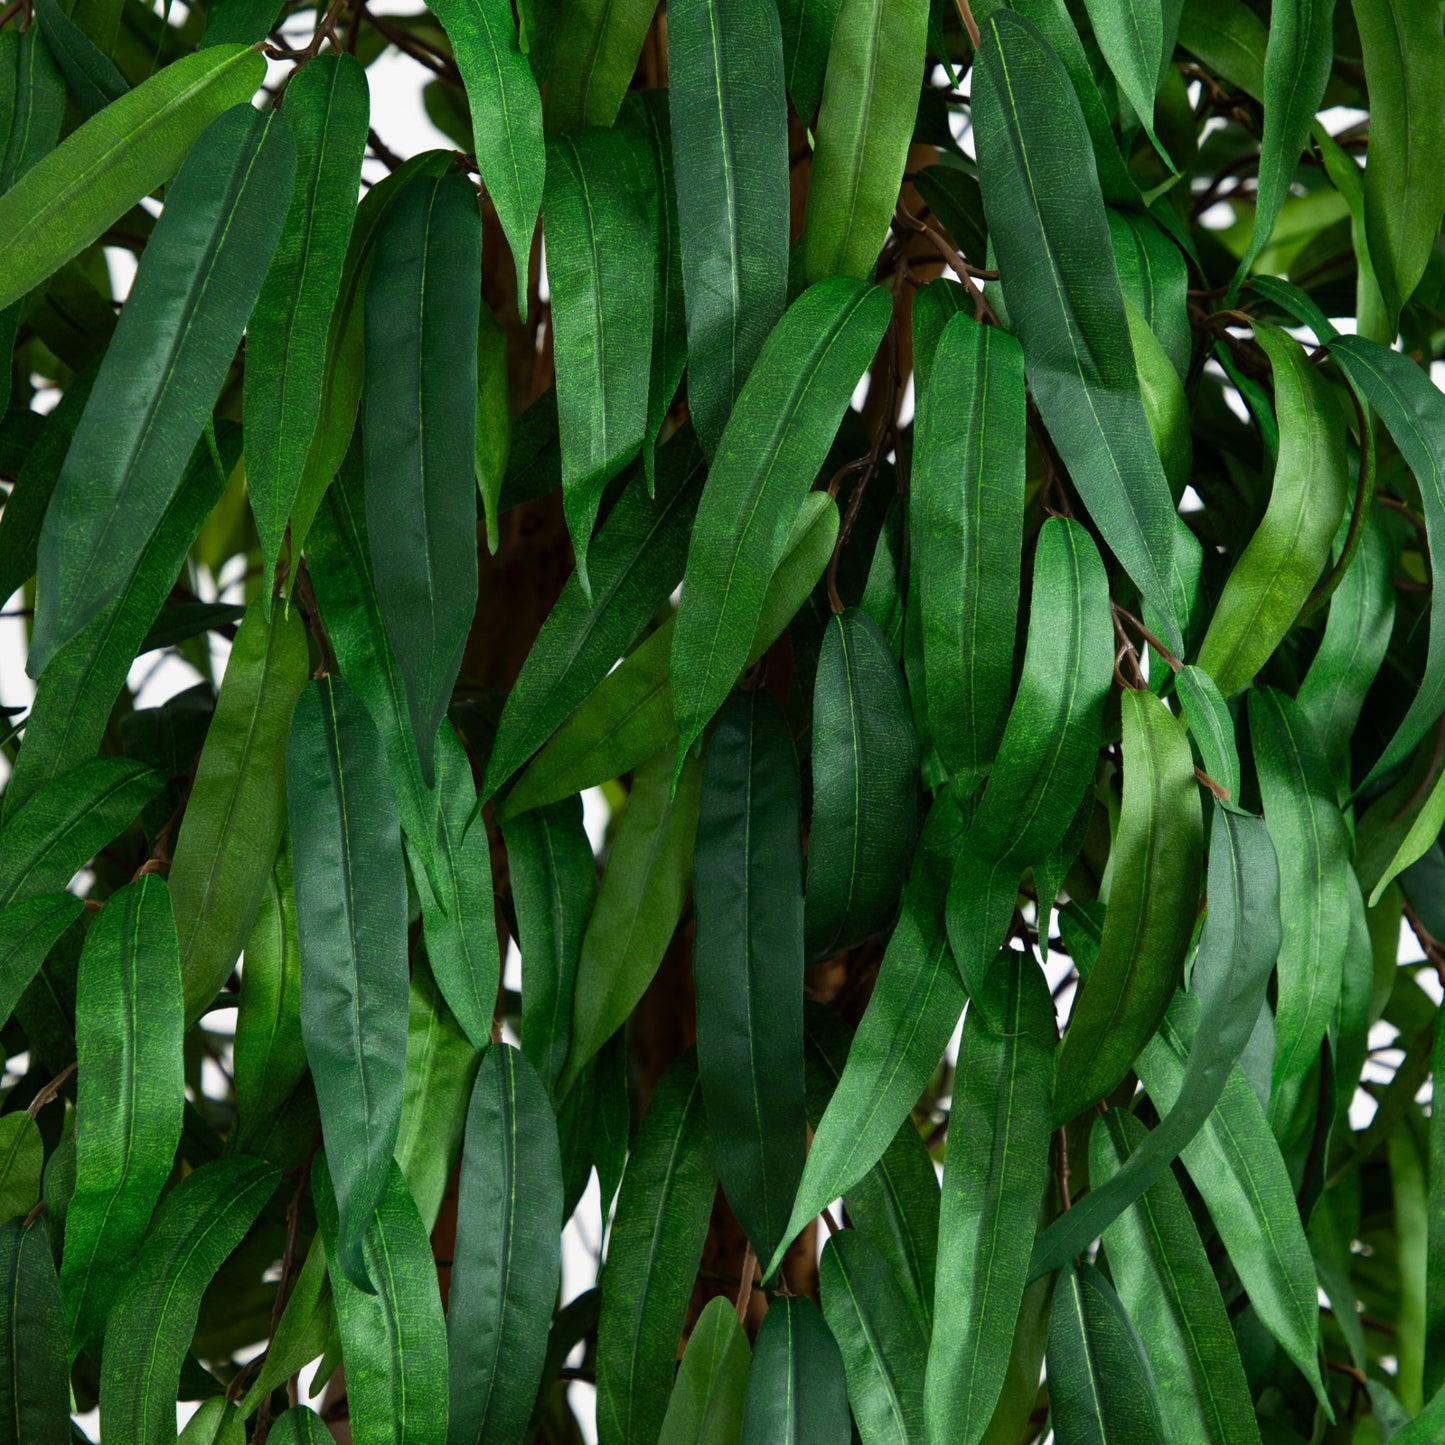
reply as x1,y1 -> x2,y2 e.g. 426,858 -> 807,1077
0,1115 -> 42,1224
658,1295 -> 751,1445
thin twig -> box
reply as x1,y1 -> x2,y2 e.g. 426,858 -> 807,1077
735,1241 -> 758,1324
26,1063 -> 76,1118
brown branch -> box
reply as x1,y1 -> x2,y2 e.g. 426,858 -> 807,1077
26,1063 -> 76,1118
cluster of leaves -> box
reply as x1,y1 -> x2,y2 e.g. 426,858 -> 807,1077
3,0 -> 1445,1437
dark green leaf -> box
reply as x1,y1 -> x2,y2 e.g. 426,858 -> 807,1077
33,0 -> 127,115
287,675 -> 409,1291
0,1217 -> 69,1445
447,1042 -> 563,1445
742,1296 -> 850,1445
31,103 -> 295,673
667,0 -> 789,454
363,167 -> 481,787
694,689 -> 807,1269
0,893 -> 83,1033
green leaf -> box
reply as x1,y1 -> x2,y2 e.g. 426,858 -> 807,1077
543,127 -> 655,591
1054,689 -> 1202,1124
0,24 -> 63,196
1134,994 -> 1329,1406
1032,803 -> 1280,1273
820,1229 -> 928,1444
694,689 -> 807,1269
502,793 -> 595,1098
0,893 -> 83,1033
911,312 -> 1025,787
305,439 -> 439,876
672,277 -> 889,761
741,1296 -> 850,1445
801,1003 -> 943,1335
5,425 -> 238,818
417,727 -> 498,1052
0,758 -> 159,909
971,8 -> 1181,648
447,1042 -> 563,1445
1296,509 -> 1396,798
0,44 -> 265,312
926,952 -> 1055,1445
805,607 -> 918,958
267,1407 -> 333,1445
1249,686 -> 1356,1135
475,305 -> 510,549
1197,327 -> 1348,696
1107,210 -> 1191,384
658,1295 -> 751,1445
33,0 -> 127,116
667,0 -> 789,454
290,148 -> 454,555
233,844 -> 306,1152
1081,0 -> 1167,150
1327,335 -> 1445,787
1176,0 -> 1267,99
1353,0 -> 1445,320
168,599 -> 309,1024
625,91 -> 688,488
540,0 -> 657,131
31,103 -> 295,674
428,0 -> 542,303
509,489 -> 838,813
1046,1261 -> 1166,1444
945,517 -> 1112,1001
486,428 -> 706,797
1175,665 -> 1240,804
394,958 -> 481,1234
313,1155 -> 449,1444
0,1217 -> 69,1445
245,53 -> 369,600
363,168 -> 481,787
801,0 -> 927,283
596,1051 -> 715,1445
0,1115 -> 42,1223
99,1156 -> 279,1441
288,676 -> 409,1291
776,0 -> 842,118
1231,0 -> 1339,290
1091,1110 -> 1263,1445
772,796 -> 962,1278
60,876 -> 183,1350
564,746 -> 702,1094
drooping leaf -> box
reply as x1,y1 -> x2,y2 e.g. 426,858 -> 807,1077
0,1114 -> 41,1224
363,167 -> 481,787
416,727 -> 497,1052
971,8 -> 1181,648
0,1217 -> 69,1445
313,1155 -> 450,1445
509,489 -> 838,814
666,0 -> 789,454
1053,689 -> 1202,1124
428,0 -> 543,302
540,0 -> 657,132
776,0 -> 842,118
1174,665 -> 1241,804
741,1296 -> 851,1445
945,517 -> 1112,1003
268,1407 -> 334,1445
1080,0 -> 1167,155
926,952 -> 1055,1445
1046,1261 -> 1167,1445
801,0 -> 927,283
672,278 -> 889,762
31,102 -> 295,674
820,1229 -> 928,1444
0,44 -> 266,311
805,607 -> 918,959
694,688 -> 807,1270
564,747 -> 702,1094
503,792 -> 595,1098
912,312 -> 1025,788
596,1051 -> 715,1445
486,428 -> 706,796
447,1042 -> 563,1445
772,795 -> 962,1278
1091,1110 -> 1263,1445
60,875 -> 183,1350
543,126 -> 656,591
168,599 -> 309,1023
244,52 -> 369,599
98,1156 -> 279,1441
1196,327 -> 1348,696
0,893 -> 83,1033
657,1295 -> 751,1445
287,675 -> 409,1291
